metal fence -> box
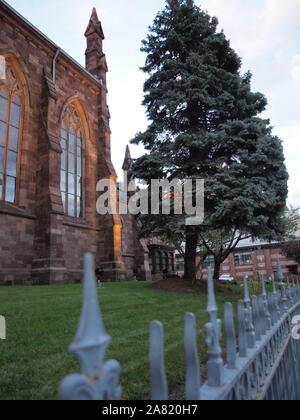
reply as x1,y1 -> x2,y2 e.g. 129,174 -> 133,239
59,253 -> 300,401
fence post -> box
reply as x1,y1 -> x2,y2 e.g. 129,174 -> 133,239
149,321 -> 168,401
252,296 -> 261,342
238,301 -> 248,358
225,303 -> 237,370
243,276 -> 256,348
277,260 -> 288,312
205,268 -> 224,387
261,276 -> 272,331
286,278 -> 292,304
259,295 -> 267,336
59,253 -> 122,401
184,313 -> 201,400
272,276 -> 281,323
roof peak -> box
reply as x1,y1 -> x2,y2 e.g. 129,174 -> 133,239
91,7 -> 99,23
85,8 -> 104,39
122,145 -> 133,171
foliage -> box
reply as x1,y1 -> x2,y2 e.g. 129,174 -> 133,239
131,0 -> 289,280
282,240 -> 300,265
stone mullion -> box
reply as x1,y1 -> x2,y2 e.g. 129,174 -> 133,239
15,92 -> 24,206
2,90 -> 12,201
65,125 -> 69,216
74,127 -> 78,218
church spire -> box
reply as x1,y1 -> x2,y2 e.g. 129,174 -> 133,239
122,146 -> 133,171
91,7 -> 99,22
85,8 -> 111,162
85,8 -> 105,39
85,8 -> 106,77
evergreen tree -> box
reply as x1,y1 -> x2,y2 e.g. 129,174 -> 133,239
283,241 -> 300,265
131,0 -> 288,281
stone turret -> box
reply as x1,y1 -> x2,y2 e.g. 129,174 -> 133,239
122,145 -> 133,172
85,8 -> 112,162
85,8 -> 105,78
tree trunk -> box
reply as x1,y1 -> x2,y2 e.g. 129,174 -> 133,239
213,259 -> 221,285
184,227 -> 198,282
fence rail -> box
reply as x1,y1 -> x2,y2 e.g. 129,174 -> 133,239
59,254 -> 300,401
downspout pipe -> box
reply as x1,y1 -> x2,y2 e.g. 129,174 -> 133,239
52,48 -> 60,83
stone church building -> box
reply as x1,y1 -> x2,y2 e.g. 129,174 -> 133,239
0,2 -> 174,284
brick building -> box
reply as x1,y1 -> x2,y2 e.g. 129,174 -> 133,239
213,240 -> 300,280
176,238 -> 300,280
0,2 -> 173,284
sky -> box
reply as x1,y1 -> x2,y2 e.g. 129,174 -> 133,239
4,0 -> 300,207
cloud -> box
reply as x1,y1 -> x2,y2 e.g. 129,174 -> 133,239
291,56 -> 300,81
276,126 -> 300,207
199,0 -> 300,64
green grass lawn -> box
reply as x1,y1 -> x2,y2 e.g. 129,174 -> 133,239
0,281 -> 237,400
218,279 -> 275,298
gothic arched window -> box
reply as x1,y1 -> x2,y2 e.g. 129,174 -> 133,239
0,60 -> 23,204
60,104 -> 84,218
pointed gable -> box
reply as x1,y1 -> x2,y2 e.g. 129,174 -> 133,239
85,8 -> 105,40
122,146 -> 133,171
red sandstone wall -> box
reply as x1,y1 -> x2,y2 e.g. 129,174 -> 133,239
0,4 -> 122,284
0,213 -> 35,284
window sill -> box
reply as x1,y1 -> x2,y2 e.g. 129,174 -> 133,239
235,264 -> 253,268
0,201 -> 36,220
63,216 -> 99,231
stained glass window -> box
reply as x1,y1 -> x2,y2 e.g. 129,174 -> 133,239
60,105 -> 84,218
0,62 -> 22,203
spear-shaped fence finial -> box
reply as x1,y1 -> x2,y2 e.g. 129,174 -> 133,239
277,259 -> 284,286
70,254 -> 111,371
272,275 -> 276,294
205,268 -> 224,387
271,275 -> 281,322
150,321 -> 169,401
252,296 -> 261,342
238,301 -> 248,358
59,253 -> 122,400
225,303 -> 237,370
243,275 -> 256,349
184,313 -> 201,400
261,274 -> 267,297
277,259 -> 288,312
260,275 -> 272,331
